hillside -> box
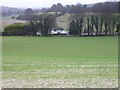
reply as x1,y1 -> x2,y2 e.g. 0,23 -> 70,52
56,13 -> 70,30
1,16 -> 26,33
0,6 -> 18,12
0,6 -> 25,16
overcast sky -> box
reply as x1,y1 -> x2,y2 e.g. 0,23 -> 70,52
0,0 -> 118,8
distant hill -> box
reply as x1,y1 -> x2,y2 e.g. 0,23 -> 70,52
56,13 -> 70,30
0,6 -> 18,12
0,6 -> 42,16
86,4 -> 94,7
41,2 -> 118,13
0,6 -> 25,16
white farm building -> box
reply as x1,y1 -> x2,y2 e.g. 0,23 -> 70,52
51,27 -> 69,35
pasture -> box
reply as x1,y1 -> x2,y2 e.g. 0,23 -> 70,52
56,13 -> 70,30
2,36 -> 118,88
2,16 -> 26,28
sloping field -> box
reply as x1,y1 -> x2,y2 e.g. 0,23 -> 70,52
2,16 -> 26,28
2,36 -> 118,88
56,14 -> 70,30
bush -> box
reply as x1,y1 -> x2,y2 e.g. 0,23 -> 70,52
3,23 -> 30,36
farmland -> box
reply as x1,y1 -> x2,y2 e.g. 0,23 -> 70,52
56,13 -> 70,30
2,36 -> 118,88
2,16 -> 26,28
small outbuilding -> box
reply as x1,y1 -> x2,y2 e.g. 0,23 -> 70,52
51,27 -> 69,35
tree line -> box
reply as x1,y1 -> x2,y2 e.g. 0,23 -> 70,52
69,13 -> 120,36
3,13 -> 120,36
41,2 -> 118,13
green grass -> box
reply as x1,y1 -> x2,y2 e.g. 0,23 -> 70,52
2,36 -> 118,81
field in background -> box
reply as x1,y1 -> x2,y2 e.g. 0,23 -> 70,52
2,16 -> 26,28
2,36 -> 118,88
56,14 -> 70,30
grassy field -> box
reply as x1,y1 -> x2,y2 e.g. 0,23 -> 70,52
56,14 -> 70,30
2,16 -> 26,28
2,36 -> 118,88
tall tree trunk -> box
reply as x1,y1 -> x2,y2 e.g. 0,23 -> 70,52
91,15 -> 94,36
94,17 -> 99,36
99,18 -> 103,35
30,21 -> 35,36
79,17 -> 84,36
104,23 -> 108,36
76,19 -> 80,36
87,18 -> 90,36
112,22 -> 115,35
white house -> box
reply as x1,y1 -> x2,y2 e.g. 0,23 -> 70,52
36,27 -> 69,36
51,28 -> 69,35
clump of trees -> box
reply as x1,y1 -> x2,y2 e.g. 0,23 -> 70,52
3,23 -> 28,36
34,14 -> 56,36
69,13 -> 120,36
3,14 -> 56,36
118,1 -> 120,13
17,8 -> 34,20
91,2 -> 118,13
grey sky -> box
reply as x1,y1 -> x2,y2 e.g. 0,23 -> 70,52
0,0 -> 118,8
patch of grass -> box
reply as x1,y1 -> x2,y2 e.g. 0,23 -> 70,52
3,36 -> 118,58
2,36 -> 118,87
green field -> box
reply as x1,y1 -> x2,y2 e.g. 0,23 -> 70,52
2,36 -> 118,88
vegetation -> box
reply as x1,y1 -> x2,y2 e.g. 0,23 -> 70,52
2,1 -> 120,37
3,23 -> 37,36
56,13 -> 70,30
2,36 -> 118,87
1,1 -> 119,88
3,13 -> 120,36
2,16 -> 25,28
119,1 -> 120,13
42,2 -> 118,13
3,14 -> 56,36
1,6 -> 25,16
69,13 -> 120,36
17,8 -> 34,20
